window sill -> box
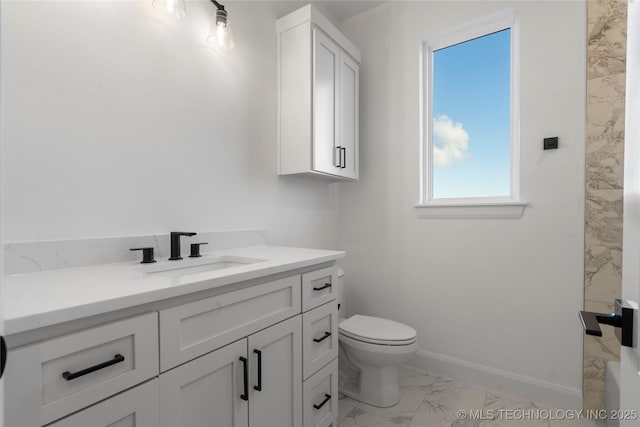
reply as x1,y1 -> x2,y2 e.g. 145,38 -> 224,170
415,199 -> 527,219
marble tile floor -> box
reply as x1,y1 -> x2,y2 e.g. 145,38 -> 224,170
338,367 -> 599,427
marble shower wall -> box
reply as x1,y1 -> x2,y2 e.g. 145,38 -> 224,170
583,0 -> 627,411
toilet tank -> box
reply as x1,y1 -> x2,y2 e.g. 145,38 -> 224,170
337,268 -> 345,316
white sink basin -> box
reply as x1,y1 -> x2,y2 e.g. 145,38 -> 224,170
137,255 -> 265,278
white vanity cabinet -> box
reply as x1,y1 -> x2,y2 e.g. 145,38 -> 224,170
5,264 -> 339,427
158,271 -> 335,427
159,316 -> 302,427
277,5 -> 360,181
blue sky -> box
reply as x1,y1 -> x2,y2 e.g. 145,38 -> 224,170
431,28 -> 511,199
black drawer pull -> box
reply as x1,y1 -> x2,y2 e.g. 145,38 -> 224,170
240,356 -> 249,401
313,393 -> 332,410
313,283 -> 332,292
253,349 -> 262,391
313,332 -> 332,343
62,354 -> 125,381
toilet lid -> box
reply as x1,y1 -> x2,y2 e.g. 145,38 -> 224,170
339,315 -> 417,345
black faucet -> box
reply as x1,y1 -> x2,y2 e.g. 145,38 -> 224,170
169,232 -> 197,260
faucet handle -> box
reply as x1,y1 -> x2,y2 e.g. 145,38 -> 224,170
189,243 -> 209,258
130,247 -> 156,264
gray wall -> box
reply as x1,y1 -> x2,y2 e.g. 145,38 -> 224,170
339,0 -> 586,407
1,1 -> 339,249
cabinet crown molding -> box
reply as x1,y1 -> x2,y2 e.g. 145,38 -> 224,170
276,4 -> 361,63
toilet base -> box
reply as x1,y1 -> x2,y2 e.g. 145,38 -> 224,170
338,333 -> 417,408
339,362 -> 401,408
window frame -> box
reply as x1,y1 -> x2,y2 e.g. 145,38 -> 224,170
417,10 -> 526,219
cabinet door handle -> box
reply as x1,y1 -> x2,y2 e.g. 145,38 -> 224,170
0,336 -> 6,379
253,349 -> 262,391
341,147 -> 346,169
313,332 -> 332,343
336,146 -> 342,167
239,356 -> 249,401
313,393 -> 332,410
62,354 -> 125,381
313,283 -> 332,291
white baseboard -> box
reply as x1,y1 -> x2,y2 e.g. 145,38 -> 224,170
408,349 -> 582,410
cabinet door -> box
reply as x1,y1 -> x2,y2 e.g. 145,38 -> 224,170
312,28 -> 340,176
49,379 -> 159,427
159,339 -> 248,427
339,51 -> 359,179
248,316 -> 302,427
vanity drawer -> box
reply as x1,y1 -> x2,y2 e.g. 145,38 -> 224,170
303,301 -> 338,380
48,379 -> 159,427
6,312 -> 159,427
160,275 -> 301,371
302,267 -> 337,312
303,358 -> 338,427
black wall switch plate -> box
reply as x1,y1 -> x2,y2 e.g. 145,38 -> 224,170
544,137 -> 559,150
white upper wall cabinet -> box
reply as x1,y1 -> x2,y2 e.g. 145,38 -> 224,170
277,5 -> 361,181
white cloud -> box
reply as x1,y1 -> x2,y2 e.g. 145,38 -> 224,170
432,115 -> 469,168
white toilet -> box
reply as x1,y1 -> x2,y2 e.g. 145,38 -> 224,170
336,268 -> 418,408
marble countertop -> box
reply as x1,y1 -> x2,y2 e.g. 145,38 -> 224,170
3,245 -> 344,335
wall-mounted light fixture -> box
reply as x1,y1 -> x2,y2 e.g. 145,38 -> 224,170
152,0 -> 186,20
206,0 -> 234,51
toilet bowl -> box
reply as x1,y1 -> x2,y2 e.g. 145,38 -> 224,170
339,314 -> 417,407
336,269 -> 417,408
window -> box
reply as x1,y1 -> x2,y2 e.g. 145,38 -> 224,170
418,12 -> 526,219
